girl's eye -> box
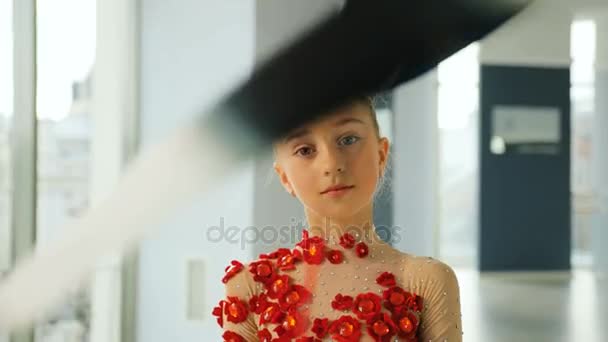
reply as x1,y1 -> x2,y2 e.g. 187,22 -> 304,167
295,147 -> 314,156
339,135 -> 360,146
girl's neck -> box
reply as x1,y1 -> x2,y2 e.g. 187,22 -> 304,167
302,206 -> 389,249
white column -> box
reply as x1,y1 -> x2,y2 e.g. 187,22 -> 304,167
392,71 -> 439,257
592,12 -> 608,273
90,0 -> 139,342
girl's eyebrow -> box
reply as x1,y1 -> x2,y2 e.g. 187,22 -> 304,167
282,117 -> 364,144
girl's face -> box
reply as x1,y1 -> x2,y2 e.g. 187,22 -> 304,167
273,102 -> 390,220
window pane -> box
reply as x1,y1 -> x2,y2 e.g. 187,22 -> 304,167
36,0 -> 95,340
570,19 -> 596,267
437,44 -> 480,267
571,84 -> 595,266
438,42 -> 480,86
438,85 -> 480,267
0,0 -> 13,276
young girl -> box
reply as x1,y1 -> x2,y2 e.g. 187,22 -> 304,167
213,96 -> 462,341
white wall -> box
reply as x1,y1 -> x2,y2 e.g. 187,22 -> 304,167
480,0 -> 572,67
137,1 -> 255,341
392,71 -> 439,257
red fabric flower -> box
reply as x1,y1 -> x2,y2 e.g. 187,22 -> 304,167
212,299 -> 225,328
222,260 -> 244,284
257,328 -> 273,342
295,337 -> 321,342
249,293 -> 270,315
260,247 -> 292,260
311,317 -> 330,339
258,302 -> 285,325
339,232 -> 356,249
224,296 -> 248,324
279,284 -> 312,310
249,259 -> 276,284
354,242 -> 369,258
296,230 -> 326,265
392,306 -> 420,340
222,331 -> 245,342
331,294 -> 354,311
272,336 -> 292,342
328,315 -> 362,342
366,312 -> 398,342
326,249 -> 344,264
376,272 -> 396,287
382,287 -> 409,312
383,287 -> 423,313
277,249 -> 302,271
352,293 -> 382,321
273,307 -> 310,339
265,274 -> 291,299
404,293 -> 423,312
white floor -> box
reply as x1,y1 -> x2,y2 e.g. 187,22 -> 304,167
456,269 -> 607,342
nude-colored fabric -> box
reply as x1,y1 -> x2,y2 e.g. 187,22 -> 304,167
221,238 -> 462,341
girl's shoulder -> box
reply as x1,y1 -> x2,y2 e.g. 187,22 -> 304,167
391,249 -> 459,284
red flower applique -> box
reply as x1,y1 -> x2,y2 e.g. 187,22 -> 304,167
328,315 -> 362,342
222,331 -> 245,342
352,292 -> 382,321
249,293 -> 270,315
376,272 -> 396,287
331,293 -> 354,311
311,317 -> 330,339
260,247 -> 292,260
224,296 -> 249,323
392,306 -> 420,340
404,293 -> 423,312
326,249 -> 344,264
382,286 -> 409,312
339,232 -> 356,249
295,337 -> 322,342
296,230 -> 326,265
296,336 -> 321,342
354,242 -> 369,258
273,307 -> 310,339
279,284 -> 312,311
383,286 -> 423,313
366,312 -> 398,342
265,274 -> 291,299
258,302 -> 284,325
272,336 -> 292,342
277,249 -> 303,271
212,299 -> 225,328
249,259 -> 276,284
257,328 -> 272,342
222,260 -> 244,283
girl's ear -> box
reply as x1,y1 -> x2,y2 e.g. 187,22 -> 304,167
378,137 -> 390,177
273,162 -> 295,196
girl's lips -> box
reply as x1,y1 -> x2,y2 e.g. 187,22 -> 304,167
322,185 -> 354,197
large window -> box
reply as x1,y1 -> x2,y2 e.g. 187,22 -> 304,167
437,43 -> 480,267
1,1 -> 13,341
0,0 -> 13,276
34,0 -> 96,341
570,19 -> 596,267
